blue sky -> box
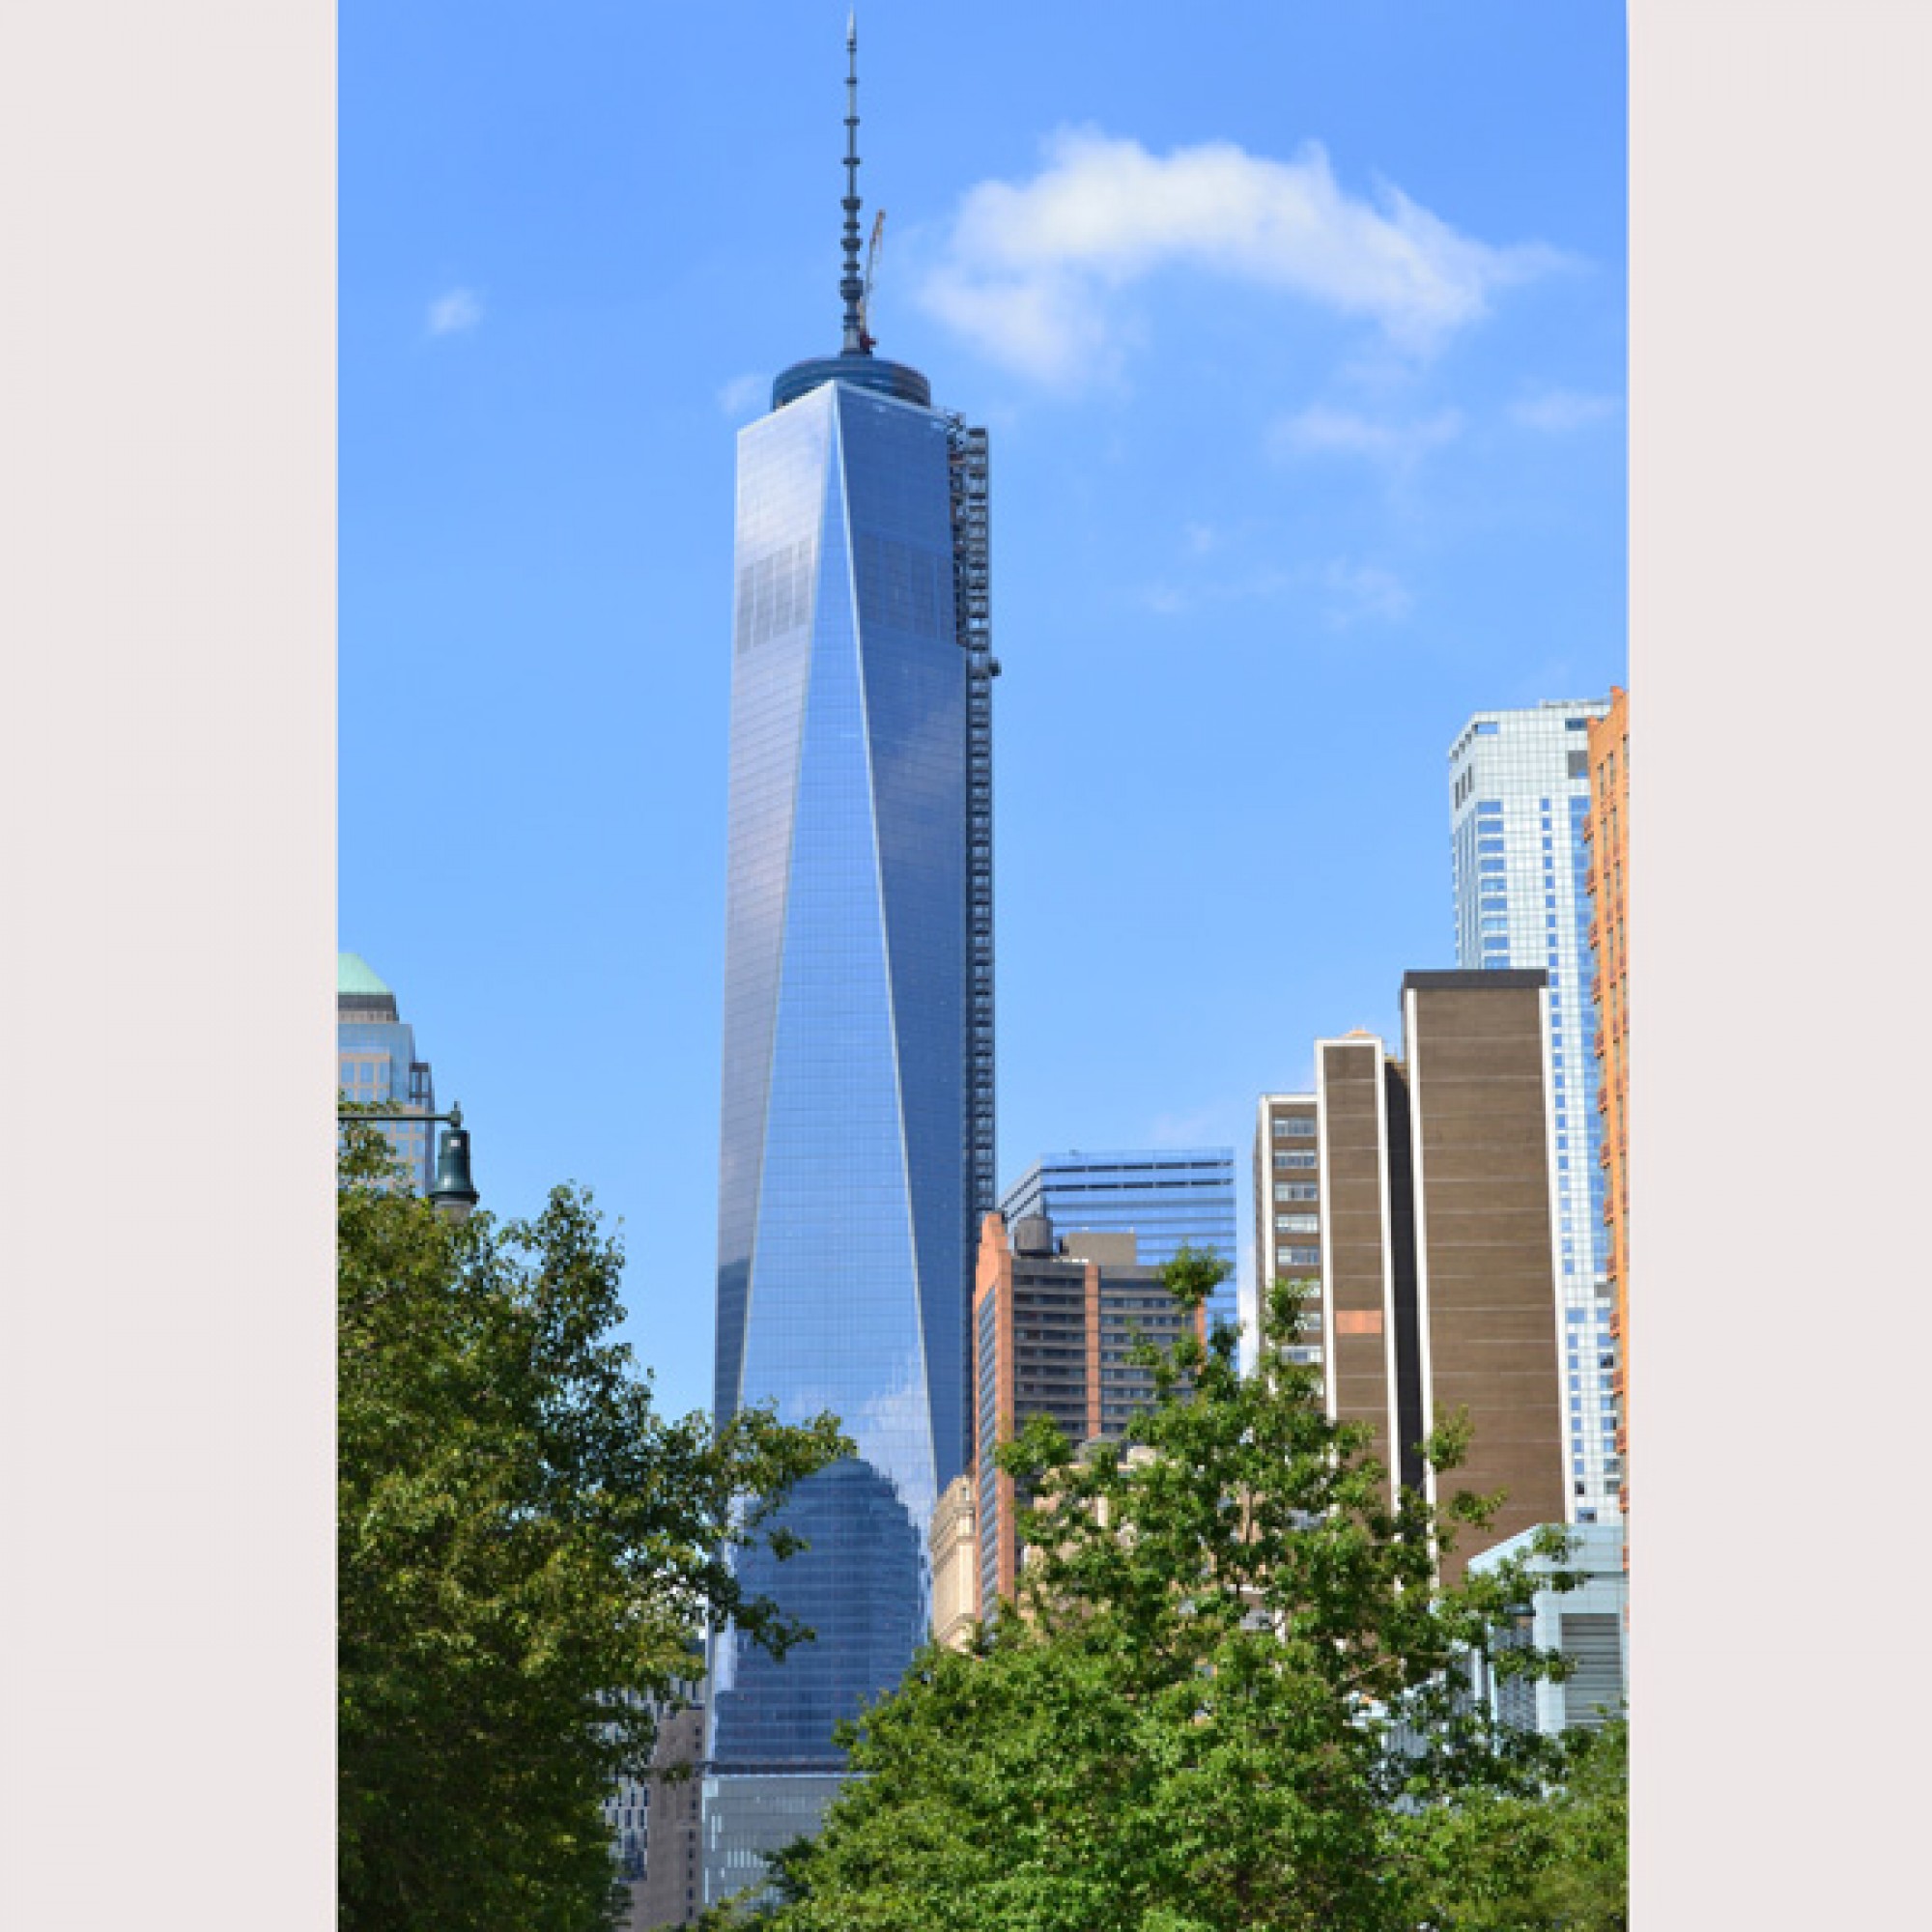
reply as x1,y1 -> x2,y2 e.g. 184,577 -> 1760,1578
341,1 -> 1626,1422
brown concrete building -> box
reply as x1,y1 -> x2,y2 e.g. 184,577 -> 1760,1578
1312,1037 -> 1426,1500
628,1701 -> 706,1928
1255,974 -> 1569,1582
1583,688 -> 1630,1529
966,1210 -> 1202,1615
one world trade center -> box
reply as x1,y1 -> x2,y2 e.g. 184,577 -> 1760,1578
703,19 -> 996,1878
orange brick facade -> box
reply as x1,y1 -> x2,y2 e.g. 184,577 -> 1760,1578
1583,688 -> 1630,1531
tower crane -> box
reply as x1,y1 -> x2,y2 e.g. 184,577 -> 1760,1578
858,209 -> 886,353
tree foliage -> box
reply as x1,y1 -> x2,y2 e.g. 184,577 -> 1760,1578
719,1257 -> 1611,1932
338,1126 -> 848,1932
1403,1717 -> 1628,1930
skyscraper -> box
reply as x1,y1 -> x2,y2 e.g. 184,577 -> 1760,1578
336,951 -> 436,1190
1446,701 -> 1619,1523
1582,689 -> 1630,1534
703,25 -> 994,1889
1255,976 -> 1570,1583
1000,1149 -> 1238,1335
969,1210 -> 1200,1614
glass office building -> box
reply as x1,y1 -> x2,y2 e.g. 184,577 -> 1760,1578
999,1150 -> 1239,1337
708,321 -> 995,1778
1446,701 -> 1617,1521
336,952 -> 435,1190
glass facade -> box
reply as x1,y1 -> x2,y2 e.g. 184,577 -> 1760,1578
999,1150 -> 1239,1337
699,1774 -> 846,1910
710,373 -> 984,1773
1446,702 -> 1617,1521
336,952 -> 435,1190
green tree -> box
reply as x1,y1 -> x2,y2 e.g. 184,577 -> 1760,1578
338,1125 -> 848,1932
1404,1716 -> 1628,1930
724,1258 -> 1597,1932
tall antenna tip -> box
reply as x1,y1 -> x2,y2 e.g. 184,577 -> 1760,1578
847,12 -> 857,51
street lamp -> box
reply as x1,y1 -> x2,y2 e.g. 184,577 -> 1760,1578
339,1101 -> 480,1223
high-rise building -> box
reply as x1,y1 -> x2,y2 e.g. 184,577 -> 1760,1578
703,26 -> 995,1889
1447,701 -> 1620,1523
1253,1094 -> 1323,1358
1252,974 -> 1569,1582
336,952 -> 436,1191
965,1210 -> 1202,1619
626,1700 -> 706,1929
1000,1149 -> 1238,1336
1582,689 -> 1630,1531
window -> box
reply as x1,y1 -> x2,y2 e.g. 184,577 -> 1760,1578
1475,721 -> 1499,735
1567,749 -> 1588,779
1278,1182 -> 1318,1201
1275,1151 -> 1317,1170
1277,1215 -> 1318,1234
1478,858 -> 1506,875
1284,1246 -> 1321,1265
1566,718 -> 1589,730
1477,836 -> 1505,855
1273,1117 -> 1316,1137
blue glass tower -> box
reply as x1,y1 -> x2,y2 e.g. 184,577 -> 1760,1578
706,21 -> 995,1833
999,1149 -> 1239,1335
1447,700 -> 1617,1523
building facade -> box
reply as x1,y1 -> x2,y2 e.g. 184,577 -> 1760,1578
1253,1094 -> 1325,1371
1252,976 -> 1570,1581
927,1473 -> 979,1653
336,952 -> 436,1191
1582,689 -> 1630,1530
624,1702 -> 706,1929
1001,1149 -> 1238,1337
1447,701 -> 1620,1523
1466,1521 -> 1628,1736
969,1210 -> 1201,1614
703,25 -> 995,1893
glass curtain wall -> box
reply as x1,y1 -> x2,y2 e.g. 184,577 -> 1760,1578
710,376 -> 969,1769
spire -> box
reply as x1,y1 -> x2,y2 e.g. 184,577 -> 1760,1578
839,14 -> 868,355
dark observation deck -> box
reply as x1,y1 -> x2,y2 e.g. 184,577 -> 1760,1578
772,353 -> 931,412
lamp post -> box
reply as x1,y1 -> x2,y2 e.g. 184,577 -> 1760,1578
339,1101 -> 480,1223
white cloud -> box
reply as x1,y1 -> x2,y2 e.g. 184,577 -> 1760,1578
1321,558 -> 1413,628
717,372 -> 770,419
1270,404 -> 1463,469
425,287 -> 482,338
918,128 -> 1562,383
1510,386 -> 1622,432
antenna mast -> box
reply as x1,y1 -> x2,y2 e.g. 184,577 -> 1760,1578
839,15 -> 868,355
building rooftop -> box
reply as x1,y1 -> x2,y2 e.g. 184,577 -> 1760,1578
337,952 -> 391,998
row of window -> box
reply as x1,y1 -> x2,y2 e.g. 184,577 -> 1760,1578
1273,1151 -> 1317,1170
1270,1116 -> 1317,1138
1273,1182 -> 1318,1203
